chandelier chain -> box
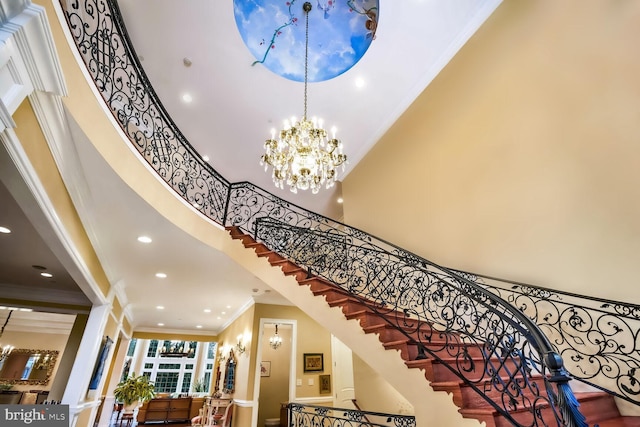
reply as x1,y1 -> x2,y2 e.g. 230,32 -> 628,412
303,1 -> 310,119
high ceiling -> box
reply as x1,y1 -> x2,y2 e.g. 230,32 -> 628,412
0,0 -> 501,335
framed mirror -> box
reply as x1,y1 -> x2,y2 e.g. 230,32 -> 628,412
0,349 -> 59,385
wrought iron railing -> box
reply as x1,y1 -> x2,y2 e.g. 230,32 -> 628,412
459,273 -> 640,405
253,218 -> 584,426
58,0 -> 639,425
287,403 -> 416,427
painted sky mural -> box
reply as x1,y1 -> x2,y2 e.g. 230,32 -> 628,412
234,0 -> 379,82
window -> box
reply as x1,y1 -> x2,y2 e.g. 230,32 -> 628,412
127,339 -> 137,357
181,373 -> 192,393
147,340 -> 159,358
158,363 -> 180,370
135,340 -> 217,395
203,372 -> 211,393
154,372 -> 179,393
207,342 -> 217,359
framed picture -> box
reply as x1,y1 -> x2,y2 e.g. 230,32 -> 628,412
303,353 -> 324,372
260,361 -> 271,377
319,374 -> 331,394
88,336 -> 113,390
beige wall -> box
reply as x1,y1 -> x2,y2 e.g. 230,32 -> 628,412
352,353 -> 412,415
343,1 -> 640,304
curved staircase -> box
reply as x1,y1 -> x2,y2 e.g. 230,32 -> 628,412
227,226 -> 640,427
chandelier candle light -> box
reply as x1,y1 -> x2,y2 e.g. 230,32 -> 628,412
261,2 -> 347,194
269,324 -> 283,350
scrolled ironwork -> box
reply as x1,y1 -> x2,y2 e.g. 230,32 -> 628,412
254,219 -> 582,426
56,0 -> 638,424
458,274 -> 640,404
287,403 -> 416,427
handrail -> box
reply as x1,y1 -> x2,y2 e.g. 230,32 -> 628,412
56,0 -> 637,424
351,399 -> 374,427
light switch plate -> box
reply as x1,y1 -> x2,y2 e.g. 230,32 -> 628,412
296,379 -> 302,386
308,378 -> 314,386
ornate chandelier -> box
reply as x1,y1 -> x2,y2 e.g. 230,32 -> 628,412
260,2 -> 347,194
269,324 -> 283,350
160,340 -> 194,358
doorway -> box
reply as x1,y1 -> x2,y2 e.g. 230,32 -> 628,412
254,319 -> 297,427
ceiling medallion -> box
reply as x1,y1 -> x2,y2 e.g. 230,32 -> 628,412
260,2 -> 347,194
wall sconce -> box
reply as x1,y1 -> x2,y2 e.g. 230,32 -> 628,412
235,335 -> 246,354
218,344 -> 227,362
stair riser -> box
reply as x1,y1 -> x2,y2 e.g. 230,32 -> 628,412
463,394 -> 621,427
272,260 -> 304,275
424,359 -> 525,384
450,378 -> 549,409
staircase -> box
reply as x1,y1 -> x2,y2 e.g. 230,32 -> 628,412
227,226 -> 640,427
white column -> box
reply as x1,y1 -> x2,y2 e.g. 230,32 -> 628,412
131,338 -> 148,375
62,303 -> 111,427
193,342 -> 208,389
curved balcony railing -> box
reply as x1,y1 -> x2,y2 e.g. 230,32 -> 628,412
287,403 -> 416,427
59,0 -> 638,425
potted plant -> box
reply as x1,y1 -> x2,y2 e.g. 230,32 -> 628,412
114,373 -> 156,413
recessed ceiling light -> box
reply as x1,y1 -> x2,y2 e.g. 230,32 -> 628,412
202,155 -> 210,162
355,77 -> 365,88
156,306 -> 165,310
216,316 -> 221,320
19,308 -> 32,312
155,273 -> 167,279
157,323 -> 165,326
221,311 -> 226,315
203,309 -> 211,313
337,197 -> 344,204
196,325 -> 203,329
0,226 -> 11,233
182,93 -> 193,103
226,305 -> 231,309
40,272 -> 53,278
137,236 -> 152,243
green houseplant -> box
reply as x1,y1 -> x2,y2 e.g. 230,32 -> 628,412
114,373 -> 156,412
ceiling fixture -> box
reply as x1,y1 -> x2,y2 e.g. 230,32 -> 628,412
160,340 -> 194,358
260,1 -> 347,194
269,324 -> 283,350
0,309 -> 15,362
